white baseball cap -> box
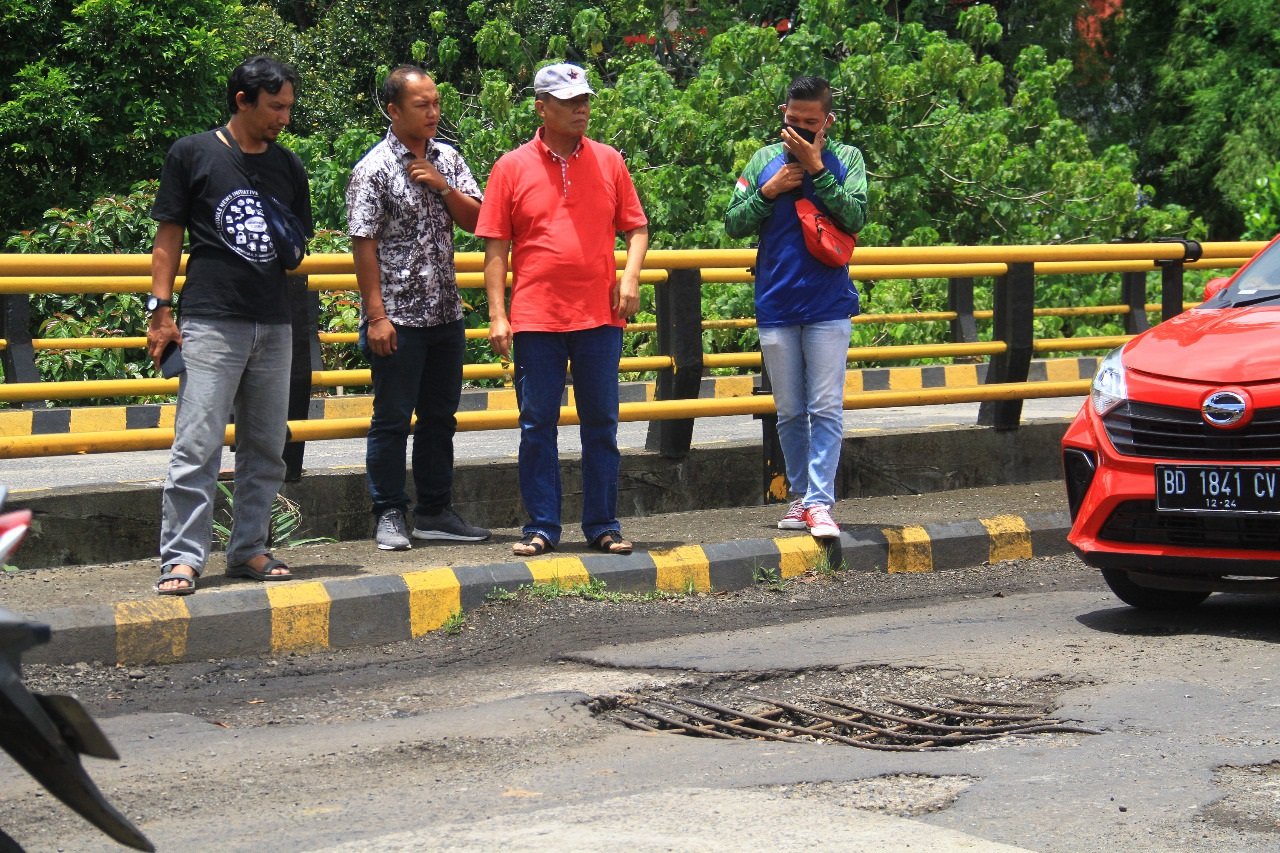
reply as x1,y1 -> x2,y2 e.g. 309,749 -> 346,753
534,63 -> 595,99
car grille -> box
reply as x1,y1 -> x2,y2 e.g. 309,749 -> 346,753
1100,500 -> 1280,551
1103,401 -> 1280,460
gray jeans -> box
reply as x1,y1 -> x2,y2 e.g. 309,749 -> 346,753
159,317 -> 291,574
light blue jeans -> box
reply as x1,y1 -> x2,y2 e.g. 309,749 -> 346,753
759,318 -> 851,508
160,317 -> 291,574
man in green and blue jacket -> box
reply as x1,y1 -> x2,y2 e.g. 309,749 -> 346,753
725,75 -> 868,539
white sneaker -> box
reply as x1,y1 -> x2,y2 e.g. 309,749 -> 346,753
802,504 -> 840,539
777,499 -> 807,530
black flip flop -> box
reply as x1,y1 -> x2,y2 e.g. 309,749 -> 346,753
589,530 -> 633,555
155,568 -> 196,596
226,555 -> 293,581
512,533 -> 555,557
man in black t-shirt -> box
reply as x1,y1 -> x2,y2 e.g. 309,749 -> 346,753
147,56 -> 313,595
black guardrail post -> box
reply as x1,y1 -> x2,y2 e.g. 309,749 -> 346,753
948,276 -> 978,344
1156,238 -> 1202,321
754,363 -> 789,505
0,294 -> 40,407
283,275 -> 319,480
977,262 -> 1035,430
1121,271 -> 1150,334
644,268 -> 703,459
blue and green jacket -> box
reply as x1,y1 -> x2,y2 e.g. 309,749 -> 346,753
725,140 -> 868,327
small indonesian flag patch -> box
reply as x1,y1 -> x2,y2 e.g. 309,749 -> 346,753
735,176 -> 750,193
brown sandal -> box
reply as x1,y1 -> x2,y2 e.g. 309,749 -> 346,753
513,532 -> 555,557
589,530 -> 633,555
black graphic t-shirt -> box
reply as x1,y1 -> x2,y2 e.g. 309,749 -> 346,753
151,129 -> 313,322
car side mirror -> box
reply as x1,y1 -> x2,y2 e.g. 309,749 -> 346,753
1203,277 -> 1231,301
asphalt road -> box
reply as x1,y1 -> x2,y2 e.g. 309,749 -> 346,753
4,550 -> 1279,852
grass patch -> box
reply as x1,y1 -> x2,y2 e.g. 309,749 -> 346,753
811,543 -> 847,577
753,563 -> 789,592
485,586 -> 518,603
527,576 -> 625,601
441,610 -> 466,635
483,576 -> 684,605
212,482 -> 335,550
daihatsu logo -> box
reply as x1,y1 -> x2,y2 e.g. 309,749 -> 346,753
1202,391 -> 1247,427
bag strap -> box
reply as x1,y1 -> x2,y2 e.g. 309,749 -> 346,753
215,126 -> 262,190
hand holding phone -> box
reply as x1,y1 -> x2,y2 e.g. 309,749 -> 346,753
160,341 -> 185,378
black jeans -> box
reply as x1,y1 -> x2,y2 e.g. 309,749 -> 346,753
360,318 -> 466,518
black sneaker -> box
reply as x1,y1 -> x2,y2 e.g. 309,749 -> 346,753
413,507 -> 491,542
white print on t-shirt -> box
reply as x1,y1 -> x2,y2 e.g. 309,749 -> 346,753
216,188 -> 277,264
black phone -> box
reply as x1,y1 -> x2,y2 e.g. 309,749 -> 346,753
160,341 -> 185,378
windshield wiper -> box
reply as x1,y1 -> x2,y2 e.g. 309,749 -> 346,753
1229,290 -> 1280,308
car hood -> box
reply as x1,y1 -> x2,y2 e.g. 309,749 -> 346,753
1125,306 -> 1280,383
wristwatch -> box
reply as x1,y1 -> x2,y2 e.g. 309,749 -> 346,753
145,295 -> 173,312
435,184 -> 454,197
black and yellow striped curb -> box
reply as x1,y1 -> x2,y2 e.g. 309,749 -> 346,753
28,510 -> 1071,667
0,358 -> 1098,437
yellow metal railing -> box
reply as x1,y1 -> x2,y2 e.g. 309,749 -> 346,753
0,240 -> 1260,456
0,379 -> 1091,459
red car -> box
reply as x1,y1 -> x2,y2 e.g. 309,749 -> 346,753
1063,233 -> 1280,609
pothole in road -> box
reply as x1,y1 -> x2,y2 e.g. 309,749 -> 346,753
1203,761 -> 1280,834
590,666 -> 1097,751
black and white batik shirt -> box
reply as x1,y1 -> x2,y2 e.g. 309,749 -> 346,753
346,129 -> 483,328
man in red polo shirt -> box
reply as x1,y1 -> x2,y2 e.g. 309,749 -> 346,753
478,62 -> 649,557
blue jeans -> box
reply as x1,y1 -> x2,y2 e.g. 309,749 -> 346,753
514,326 -> 623,544
160,317 -> 291,574
759,318 -> 851,508
360,319 -> 465,519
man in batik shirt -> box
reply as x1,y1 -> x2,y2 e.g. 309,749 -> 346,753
346,66 -> 490,550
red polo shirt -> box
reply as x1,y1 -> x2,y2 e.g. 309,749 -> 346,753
476,129 -> 648,333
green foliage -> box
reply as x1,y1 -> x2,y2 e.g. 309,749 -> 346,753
1,0 -> 1235,379
1241,164 -> 1280,242
0,0 -> 246,234
4,187 -> 158,399
4,182 -> 159,255
212,481 -> 335,550
282,128 -> 382,231
1076,0 -> 1280,238
753,563 -> 789,592
441,609 -> 467,634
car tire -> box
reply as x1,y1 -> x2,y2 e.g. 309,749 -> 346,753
1101,568 -> 1212,610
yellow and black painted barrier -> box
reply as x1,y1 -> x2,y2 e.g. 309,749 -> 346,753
32,509 -> 1071,667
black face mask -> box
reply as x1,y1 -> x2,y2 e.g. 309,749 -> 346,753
784,124 -> 818,145
783,124 -> 818,165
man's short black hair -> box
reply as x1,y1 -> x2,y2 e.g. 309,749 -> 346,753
227,56 -> 298,114
787,76 -> 833,114
381,65 -> 430,108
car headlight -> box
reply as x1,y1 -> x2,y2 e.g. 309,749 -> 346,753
1091,347 -> 1128,416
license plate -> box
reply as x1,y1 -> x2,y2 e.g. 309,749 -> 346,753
1155,465 -> 1280,514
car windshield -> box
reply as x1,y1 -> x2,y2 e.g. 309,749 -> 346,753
1209,239 -> 1280,307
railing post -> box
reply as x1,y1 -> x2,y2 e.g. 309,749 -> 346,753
0,294 -> 39,408
1121,271 -> 1150,334
283,275 -> 318,480
1159,263 -> 1185,322
644,268 -> 703,459
754,363 -> 788,505
977,262 -> 1035,430
1156,239 -> 1201,321
948,276 -> 978,344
